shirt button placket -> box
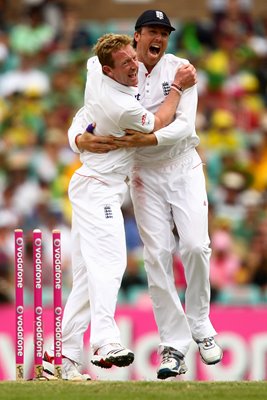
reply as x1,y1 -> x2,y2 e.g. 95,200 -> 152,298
145,75 -> 151,97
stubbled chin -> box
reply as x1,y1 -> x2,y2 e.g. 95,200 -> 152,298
148,51 -> 161,62
130,78 -> 138,86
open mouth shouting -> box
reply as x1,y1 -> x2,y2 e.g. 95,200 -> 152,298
149,44 -> 161,56
128,70 -> 138,85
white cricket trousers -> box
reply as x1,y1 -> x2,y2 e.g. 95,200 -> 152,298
130,148 -> 217,356
61,170 -> 128,362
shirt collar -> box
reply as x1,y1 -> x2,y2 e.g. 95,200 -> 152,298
138,56 -> 165,75
103,74 -> 138,96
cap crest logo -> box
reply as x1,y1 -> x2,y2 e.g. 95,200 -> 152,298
155,11 -> 164,20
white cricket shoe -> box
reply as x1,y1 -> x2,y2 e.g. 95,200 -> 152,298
91,343 -> 134,369
195,337 -> 223,365
157,346 -> 188,380
43,351 -> 91,381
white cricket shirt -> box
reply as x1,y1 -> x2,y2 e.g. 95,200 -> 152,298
68,53 -> 200,167
72,56 -> 155,175
134,54 -> 200,165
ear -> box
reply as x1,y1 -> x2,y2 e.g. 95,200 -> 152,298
134,31 -> 140,43
102,65 -> 113,78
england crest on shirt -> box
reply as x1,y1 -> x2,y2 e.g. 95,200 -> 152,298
162,81 -> 171,96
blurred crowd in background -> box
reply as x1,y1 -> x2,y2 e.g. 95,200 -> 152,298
0,0 -> 267,307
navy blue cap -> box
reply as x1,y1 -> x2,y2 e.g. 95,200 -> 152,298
135,10 -> 175,32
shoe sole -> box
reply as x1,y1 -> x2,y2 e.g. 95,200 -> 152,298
91,358 -> 113,369
157,366 -> 188,380
44,371 -> 90,381
200,352 -> 223,365
157,369 -> 179,380
91,352 -> 134,368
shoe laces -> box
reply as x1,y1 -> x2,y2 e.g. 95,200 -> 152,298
201,337 -> 215,348
161,347 -> 183,364
110,343 -> 123,350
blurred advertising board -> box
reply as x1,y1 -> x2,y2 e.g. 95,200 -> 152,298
0,304 -> 266,381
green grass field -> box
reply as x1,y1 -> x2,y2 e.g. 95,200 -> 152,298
0,381 -> 267,400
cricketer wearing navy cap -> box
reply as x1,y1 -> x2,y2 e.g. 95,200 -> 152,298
67,7 -> 223,382
135,9 -> 176,32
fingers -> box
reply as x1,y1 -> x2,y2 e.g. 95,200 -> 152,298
83,134 -> 116,144
124,128 -> 145,135
186,64 -> 197,80
124,130 -> 139,135
95,149 -> 114,153
79,135 -> 118,152
175,63 -> 198,89
78,130 -> 119,152
177,63 -> 196,75
180,63 -> 196,73
189,65 -> 197,78
97,137 -> 117,144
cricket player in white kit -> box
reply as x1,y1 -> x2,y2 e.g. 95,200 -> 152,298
43,32 -> 189,379
70,10 -> 223,380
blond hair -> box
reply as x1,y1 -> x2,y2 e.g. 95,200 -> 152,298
93,33 -> 133,68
